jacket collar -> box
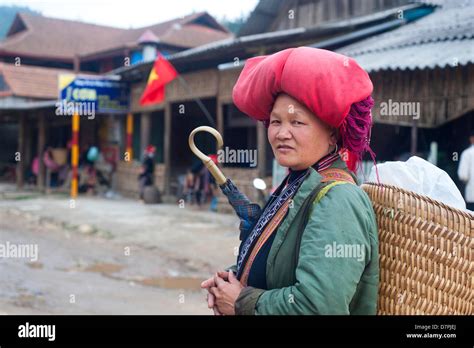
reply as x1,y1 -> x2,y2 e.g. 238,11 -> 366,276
266,157 -> 355,264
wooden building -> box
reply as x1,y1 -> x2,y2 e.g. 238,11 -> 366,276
337,0 -> 474,187
0,11 -> 232,189
115,0 -> 436,204
5,0 -> 471,207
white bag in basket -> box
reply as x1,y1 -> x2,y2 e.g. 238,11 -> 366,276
368,156 -> 466,211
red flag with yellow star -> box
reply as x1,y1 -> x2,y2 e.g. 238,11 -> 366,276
139,53 -> 178,105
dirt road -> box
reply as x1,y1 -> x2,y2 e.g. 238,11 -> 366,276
0,206 -> 233,314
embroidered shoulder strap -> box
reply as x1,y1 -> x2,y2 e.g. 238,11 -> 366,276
291,168 -> 356,274
319,167 -> 356,184
314,168 -> 355,205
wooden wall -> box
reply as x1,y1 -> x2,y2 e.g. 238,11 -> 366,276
213,62 -> 474,130
271,0 -> 411,31
130,69 -> 219,113
370,64 -> 474,128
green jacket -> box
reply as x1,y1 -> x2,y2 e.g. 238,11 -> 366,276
230,159 -> 379,315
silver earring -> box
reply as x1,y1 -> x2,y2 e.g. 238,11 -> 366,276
331,144 -> 338,154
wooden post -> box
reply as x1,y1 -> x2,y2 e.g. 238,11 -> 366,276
257,122 -> 267,178
216,99 -> 224,137
45,167 -> 52,195
73,55 -> 80,73
71,112 -> 80,198
410,119 -> 418,155
163,103 -> 172,196
37,113 -> 46,190
24,115 -> 32,175
70,56 -> 80,198
126,113 -> 133,161
140,112 -> 151,154
16,113 -> 26,188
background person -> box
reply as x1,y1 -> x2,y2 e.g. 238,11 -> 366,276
458,130 -> 474,211
138,145 -> 156,201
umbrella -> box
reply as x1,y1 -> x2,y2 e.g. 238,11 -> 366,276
189,126 -> 262,240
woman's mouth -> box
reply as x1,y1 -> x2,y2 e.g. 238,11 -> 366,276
276,144 -> 295,153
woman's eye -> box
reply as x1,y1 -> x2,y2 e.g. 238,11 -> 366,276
271,120 -> 280,124
292,121 -> 304,125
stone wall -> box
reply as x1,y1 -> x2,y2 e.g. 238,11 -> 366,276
114,161 -> 165,198
114,162 -> 273,213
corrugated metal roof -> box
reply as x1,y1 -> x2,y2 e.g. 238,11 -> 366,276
172,3 -> 422,61
337,0 -> 474,71
347,39 -> 473,71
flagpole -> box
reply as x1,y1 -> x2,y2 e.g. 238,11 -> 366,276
176,75 -> 216,128
71,112 -> 80,199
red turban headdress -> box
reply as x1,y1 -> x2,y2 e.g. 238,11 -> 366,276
232,47 -> 375,172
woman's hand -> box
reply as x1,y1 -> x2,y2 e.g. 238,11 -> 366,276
208,293 -> 222,316
209,271 -> 243,315
201,271 -> 230,315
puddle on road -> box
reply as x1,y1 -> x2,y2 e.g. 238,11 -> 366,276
12,294 -> 44,308
27,262 -> 43,269
62,262 -> 203,291
84,263 -> 124,274
138,277 -> 203,290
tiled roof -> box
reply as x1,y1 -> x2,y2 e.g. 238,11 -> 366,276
0,11 -> 232,61
0,62 -> 70,99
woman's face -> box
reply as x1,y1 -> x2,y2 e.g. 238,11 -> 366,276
268,94 -> 337,170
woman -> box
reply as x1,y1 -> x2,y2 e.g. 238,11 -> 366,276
201,47 -> 379,315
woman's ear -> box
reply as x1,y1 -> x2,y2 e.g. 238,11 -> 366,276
329,128 -> 339,146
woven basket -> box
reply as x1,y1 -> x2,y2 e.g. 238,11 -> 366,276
362,183 -> 473,315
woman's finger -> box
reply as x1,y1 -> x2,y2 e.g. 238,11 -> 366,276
209,286 -> 221,298
214,274 -> 227,289
229,270 -> 243,287
228,270 -> 238,284
207,292 -> 215,308
200,277 -> 215,289
217,271 -> 229,280
213,306 -> 222,316
201,277 -> 215,288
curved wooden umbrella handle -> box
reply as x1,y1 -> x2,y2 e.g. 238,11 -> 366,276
188,126 -> 227,185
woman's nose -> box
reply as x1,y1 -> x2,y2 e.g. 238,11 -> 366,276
276,126 -> 292,140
